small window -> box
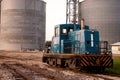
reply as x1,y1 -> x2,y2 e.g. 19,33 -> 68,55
70,29 -> 73,32
62,28 -> 67,34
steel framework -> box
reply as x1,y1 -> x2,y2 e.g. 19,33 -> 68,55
66,0 -> 79,24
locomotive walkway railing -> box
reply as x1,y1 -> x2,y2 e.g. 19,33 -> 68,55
63,40 -> 109,54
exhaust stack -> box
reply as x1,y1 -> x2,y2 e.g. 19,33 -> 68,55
81,19 -> 85,30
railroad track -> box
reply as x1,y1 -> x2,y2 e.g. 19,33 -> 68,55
0,55 -> 41,61
0,55 -> 119,80
45,64 -> 118,80
2,62 -> 62,80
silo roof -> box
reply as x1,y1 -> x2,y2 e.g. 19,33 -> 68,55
111,42 -> 120,46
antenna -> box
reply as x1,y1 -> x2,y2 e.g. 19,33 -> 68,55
66,0 -> 79,24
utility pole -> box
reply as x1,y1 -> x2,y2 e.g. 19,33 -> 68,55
66,0 -> 79,24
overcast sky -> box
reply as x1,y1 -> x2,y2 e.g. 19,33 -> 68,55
44,0 -> 84,41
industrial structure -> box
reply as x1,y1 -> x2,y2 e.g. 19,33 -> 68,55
66,0 -> 79,24
111,42 -> 120,54
79,0 -> 120,45
0,0 -> 46,51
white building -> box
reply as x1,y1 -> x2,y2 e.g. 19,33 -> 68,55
111,42 -> 120,54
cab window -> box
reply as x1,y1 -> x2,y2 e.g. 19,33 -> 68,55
62,28 -> 67,34
69,29 -> 73,32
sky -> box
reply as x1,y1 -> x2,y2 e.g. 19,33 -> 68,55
44,0 -> 84,41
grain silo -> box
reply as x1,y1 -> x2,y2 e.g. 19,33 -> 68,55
79,0 -> 120,45
0,0 -> 46,51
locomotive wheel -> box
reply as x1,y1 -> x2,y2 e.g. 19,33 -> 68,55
52,58 -> 57,66
97,67 -> 105,73
47,58 -> 53,66
68,59 -> 76,69
85,67 -> 105,73
60,60 -> 65,68
47,59 -> 49,64
47,58 -> 57,66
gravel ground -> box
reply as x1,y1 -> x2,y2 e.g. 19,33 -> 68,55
0,51 -> 120,80
0,65 -> 15,80
33,64 -> 104,80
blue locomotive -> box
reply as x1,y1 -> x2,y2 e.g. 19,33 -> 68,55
43,20 -> 113,72
51,24 -> 100,54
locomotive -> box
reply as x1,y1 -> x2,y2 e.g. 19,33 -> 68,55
43,20 -> 113,72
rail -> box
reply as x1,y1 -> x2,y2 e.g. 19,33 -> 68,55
2,62 -> 62,80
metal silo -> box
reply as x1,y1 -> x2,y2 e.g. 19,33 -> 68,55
79,0 -> 120,45
0,0 -> 46,51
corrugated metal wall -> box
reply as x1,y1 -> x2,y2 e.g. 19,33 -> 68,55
79,0 -> 120,45
0,0 -> 46,51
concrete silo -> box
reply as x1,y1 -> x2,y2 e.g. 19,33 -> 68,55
0,0 -> 46,51
79,0 -> 120,45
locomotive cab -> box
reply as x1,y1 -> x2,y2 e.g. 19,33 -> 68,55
51,24 -> 80,53
51,24 -> 100,54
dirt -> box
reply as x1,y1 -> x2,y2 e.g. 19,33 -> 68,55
0,67 -> 15,80
0,51 -> 120,80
